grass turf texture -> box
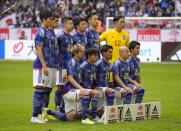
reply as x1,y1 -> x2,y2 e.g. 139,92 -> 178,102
0,61 -> 181,131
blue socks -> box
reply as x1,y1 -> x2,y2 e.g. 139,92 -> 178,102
81,96 -> 90,120
43,88 -> 52,108
107,92 -> 115,106
32,91 -> 44,117
123,92 -> 132,104
135,88 -> 145,103
54,91 -> 62,110
91,97 -> 98,119
47,110 -> 67,121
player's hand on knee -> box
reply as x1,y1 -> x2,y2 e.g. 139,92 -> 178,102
43,66 -> 49,76
125,86 -> 132,93
63,74 -> 68,83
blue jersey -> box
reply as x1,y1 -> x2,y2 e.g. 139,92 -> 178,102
80,61 -> 96,89
62,58 -> 81,94
112,59 -> 130,87
128,57 -> 140,83
57,32 -> 74,68
95,59 -> 111,87
85,28 -> 100,49
72,32 -> 87,47
33,27 -> 59,68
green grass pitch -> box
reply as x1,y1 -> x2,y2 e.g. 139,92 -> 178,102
0,61 -> 181,131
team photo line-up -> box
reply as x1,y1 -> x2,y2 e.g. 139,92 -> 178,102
31,10 -> 145,125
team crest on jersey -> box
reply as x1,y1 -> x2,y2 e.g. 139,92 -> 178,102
122,36 -> 126,40
68,44 -> 73,53
124,72 -> 129,79
95,40 -> 100,46
55,40 -> 58,47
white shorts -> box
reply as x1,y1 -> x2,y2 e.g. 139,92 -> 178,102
63,89 -> 81,113
56,68 -> 67,86
33,68 -> 57,88
96,87 -> 108,111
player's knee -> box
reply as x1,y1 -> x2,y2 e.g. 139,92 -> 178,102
137,88 -> 145,96
66,111 -> 75,121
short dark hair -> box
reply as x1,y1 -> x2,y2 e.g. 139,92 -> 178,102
101,45 -> 113,54
39,11 -> 52,21
74,18 -> 86,29
85,48 -> 99,59
129,41 -> 141,51
61,17 -> 73,24
87,12 -> 97,21
113,15 -> 125,23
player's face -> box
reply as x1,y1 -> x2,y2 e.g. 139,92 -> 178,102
76,49 -> 85,59
116,18 -> 125,29
78,21 -> 87,33
122,48 -> 130,60
65,20 -> 74,32
90,54 -> 98,63
133,44 -> 140,56
46,17 -> 53,27
90,15 -> 98,27
51,17 -> 59,28
104,48 -> 113,60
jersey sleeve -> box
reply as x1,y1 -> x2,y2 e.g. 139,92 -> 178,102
126,33 -> 130,47
99,31 -> 107,42
34,29 -> 45,46
67,59 -> 73,76
112,61 -> 120,76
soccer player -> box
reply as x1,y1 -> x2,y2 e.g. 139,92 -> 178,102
31,11 -> 58,123
95,45 -> 115,116
42,13 -> 59,109
112,46 -> 143,104
80,48 -> 100,123
41,44 -> 86,122
72,18 -> 87,47
85,13 -> 100,50
55,17 -> 74,112
99,15 -> 130,64
128,41 -> 145,103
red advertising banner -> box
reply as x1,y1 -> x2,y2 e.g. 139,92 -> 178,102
31,28 -> 38,40
137,30 -> 161,41
0,28 -> 9,40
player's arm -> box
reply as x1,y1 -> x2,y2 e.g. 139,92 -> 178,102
36,45 -> 48,75
127,77 -> 143,88
99,31 -> 107,42
68,75 -> 84,90
67,62 -> 86,95
126,33 -> 130,47
112,63 -> 132,93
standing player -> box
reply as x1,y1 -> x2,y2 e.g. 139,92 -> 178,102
73,18 -> 87,47
80,48 -> 100,122
128,41 -> 145,103
43,13 -> 59,109
85,13 -> 100,50
99,15 -> 130,64
55,17 -> 74,112
31,11 -> 58,123
95,45 -> 115,115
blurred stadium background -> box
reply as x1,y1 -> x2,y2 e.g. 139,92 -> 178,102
0,0 -> 181,131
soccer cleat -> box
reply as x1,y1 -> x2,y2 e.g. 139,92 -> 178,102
46,115 -> 56,120
38,114 -> 48,122
41,108 -> 48,120
93,116 -> 101,122
30,117 -> 46,123
82,118 -> 95,124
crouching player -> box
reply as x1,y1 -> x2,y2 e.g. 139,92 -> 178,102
95,45 -> 115,116
128,41 -> 145,103
80,48 -> 100,123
